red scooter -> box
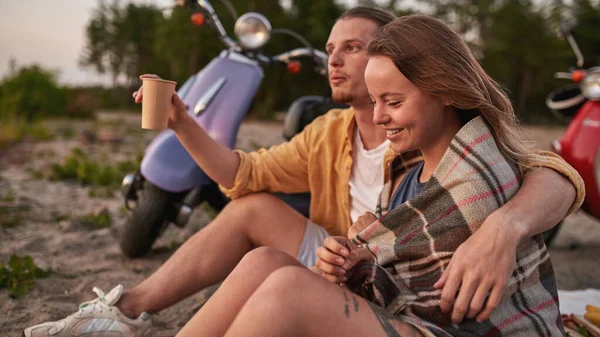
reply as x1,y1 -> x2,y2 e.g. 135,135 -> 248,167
544,20 -> 600,245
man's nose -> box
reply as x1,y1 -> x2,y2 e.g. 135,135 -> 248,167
328,49 -> 343,68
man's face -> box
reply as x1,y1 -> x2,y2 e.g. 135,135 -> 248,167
326,17 -> 379,106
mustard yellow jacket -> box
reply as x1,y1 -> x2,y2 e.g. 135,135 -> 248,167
221,107 -> 584,236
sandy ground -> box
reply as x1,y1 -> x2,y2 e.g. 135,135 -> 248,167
1,113 -> 599,336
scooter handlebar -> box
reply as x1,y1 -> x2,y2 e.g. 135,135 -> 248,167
272,48 -> 328,76
554,72 -> 573,79
179,0 -> 327,75
177,0 -> 238,49
198,0 -> 238,49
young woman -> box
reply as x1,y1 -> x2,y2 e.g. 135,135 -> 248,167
174,15 -> 563,337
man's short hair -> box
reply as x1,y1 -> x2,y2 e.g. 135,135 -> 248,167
338,6 -> 395,28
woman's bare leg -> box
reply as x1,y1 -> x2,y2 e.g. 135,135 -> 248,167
175,247 -> 304,337
224,266 -> 425,337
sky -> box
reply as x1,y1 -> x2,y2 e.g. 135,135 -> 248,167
0,0 -> 214,86
1,0 -> 392,86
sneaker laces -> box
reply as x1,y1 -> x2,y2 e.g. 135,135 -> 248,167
72,287 -> 115,318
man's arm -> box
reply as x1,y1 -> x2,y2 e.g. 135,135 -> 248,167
141,84 -> 313,194
175,115 -> 314,196
172,118 -> 241,189
436,167 -> 577,324
219,134 -> 312,199
491,167 -> 576,239
135,74 -> 241,188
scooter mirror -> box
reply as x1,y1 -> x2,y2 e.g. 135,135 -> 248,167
559,19 -> 585,68
175,0 -> 197,8
559,19 -> 576,37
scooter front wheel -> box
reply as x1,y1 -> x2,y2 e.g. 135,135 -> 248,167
120,181 -> 177,258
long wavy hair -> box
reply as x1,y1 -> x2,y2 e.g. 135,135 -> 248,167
367,14 -> 543,170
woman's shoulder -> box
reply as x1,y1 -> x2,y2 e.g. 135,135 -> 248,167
432,116 -> 520,191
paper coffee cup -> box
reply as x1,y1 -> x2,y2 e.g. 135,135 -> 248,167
141,78 -> 177,130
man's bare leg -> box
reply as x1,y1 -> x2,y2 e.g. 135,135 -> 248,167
116,192 -> 309,317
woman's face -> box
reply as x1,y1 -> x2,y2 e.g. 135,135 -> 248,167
365,56 -> 449,154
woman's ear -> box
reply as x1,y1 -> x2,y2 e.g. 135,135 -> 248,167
443,99 -> 453,107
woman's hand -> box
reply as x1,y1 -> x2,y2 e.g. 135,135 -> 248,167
133,74 -> 191,130
347,211 -> 378,239
315,236 -> 375,284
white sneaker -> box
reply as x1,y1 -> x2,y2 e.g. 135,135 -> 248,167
23,285 -> 152,337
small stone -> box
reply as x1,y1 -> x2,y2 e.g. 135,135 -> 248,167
59,220 -> 71,231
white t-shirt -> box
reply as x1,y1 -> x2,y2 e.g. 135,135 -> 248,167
349,128 -> 390,222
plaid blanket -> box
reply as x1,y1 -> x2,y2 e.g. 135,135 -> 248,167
350,117 -> 564,336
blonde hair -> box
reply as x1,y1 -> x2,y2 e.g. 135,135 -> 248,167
367,14 -> 542,170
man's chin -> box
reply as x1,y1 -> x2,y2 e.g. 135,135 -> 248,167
331,90 -> 353,104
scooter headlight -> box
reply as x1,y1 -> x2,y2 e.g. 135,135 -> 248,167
581,67 -> 600,100
234,12 -> 271,50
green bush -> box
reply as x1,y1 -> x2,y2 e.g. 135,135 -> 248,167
0,123 -> 22,149
0,121 -> 54,148
27,168 -> 44,180
56,125 -> 76,139
23,123 -> 55,142
64,88 -> 99,119
1,190 -> 15,202
79,210 -> 112,229
0,212 -> 21,228
0,63 -> 98,134
0,205 -> 31,228
0,255 -> 49,297
49,148 -> 140,188
0,64 -> 67,122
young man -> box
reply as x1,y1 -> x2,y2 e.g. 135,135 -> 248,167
24,7 -> 583,337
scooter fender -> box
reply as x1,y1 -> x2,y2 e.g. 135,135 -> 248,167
140,130 -> 210,193
557,100 -> 600,218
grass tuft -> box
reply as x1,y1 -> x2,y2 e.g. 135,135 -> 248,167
0,254 -> 49,297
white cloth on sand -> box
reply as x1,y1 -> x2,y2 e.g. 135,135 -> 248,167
559,288 -> 600,315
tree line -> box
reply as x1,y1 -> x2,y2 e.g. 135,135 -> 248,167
2,0 -> 599,123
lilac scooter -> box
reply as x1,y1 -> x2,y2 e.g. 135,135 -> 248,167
120,0 -> 344,257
